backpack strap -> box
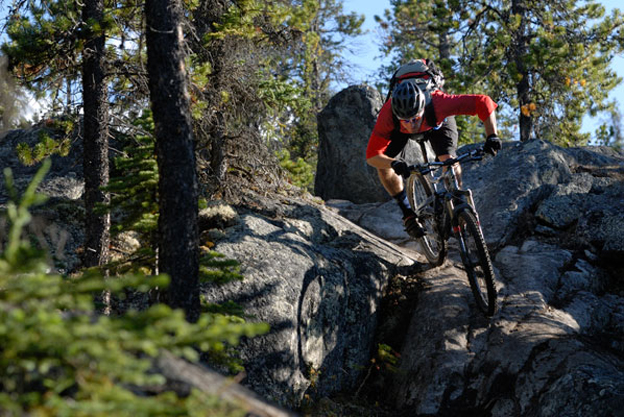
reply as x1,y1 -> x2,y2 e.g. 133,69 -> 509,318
424,100 -> 437,127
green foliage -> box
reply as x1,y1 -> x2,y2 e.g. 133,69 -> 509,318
16,131 -> 71,166
595,107 -> 624,149
206,0 -> 293,40
0,153 -> 267,416
375,343 -> 399,373
456,0 -> 624,144
199,248 -> 244,285
97,111 -> 159,274
232,0 -> 364,175
2,0 -> 84,111
277,149 -> 315,190
14,118 -> 74,166
105,113 -> 159,232
257,68 -> 319,162
202,299 -> 246,318
4,0 -> 147,118
377,0 -> 624,146
4,0 -> 364,197
2,159 -> 50,270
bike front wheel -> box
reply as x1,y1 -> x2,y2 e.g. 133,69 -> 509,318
406,173 -> 446,266
456,210 -> 497,316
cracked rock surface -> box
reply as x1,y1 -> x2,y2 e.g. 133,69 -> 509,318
328,138 -> 624,416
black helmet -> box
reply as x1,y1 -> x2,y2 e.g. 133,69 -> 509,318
391,79 -> 426,120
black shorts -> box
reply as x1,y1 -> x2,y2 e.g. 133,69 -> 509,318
384,116 -> 458,159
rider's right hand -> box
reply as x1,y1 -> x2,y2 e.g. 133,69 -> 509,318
391,160 -> 410,178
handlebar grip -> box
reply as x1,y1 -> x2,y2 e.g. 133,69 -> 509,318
408,164 -> 432,175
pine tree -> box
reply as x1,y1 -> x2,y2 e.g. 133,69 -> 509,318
375,0 -> 461,84
101,112 -> 246,298
82,0 -> 110,268
375,0 -> 624,146
145,0 -> 201,322
2,0 -> 87,112
101,112 -> 160,274
185,0 -> 288,197
596,107 -> 624,149
184,0 -> 364,193
460,0 -> 624,144
3,0 -> 114,268
290,0 -> 365,161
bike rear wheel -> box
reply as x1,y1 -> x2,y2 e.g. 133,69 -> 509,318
456,210 -> 497,316
406,173 -> 446,266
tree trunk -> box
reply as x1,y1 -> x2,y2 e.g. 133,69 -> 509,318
82,0 -> 110,268
192,0 -> 229,192
145,0 -> 200,322
512,0 -> 532,141
307,16 -> 323,114
438,30 -> 451,62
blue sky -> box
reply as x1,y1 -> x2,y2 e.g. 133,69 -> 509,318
340,0 -> 624,137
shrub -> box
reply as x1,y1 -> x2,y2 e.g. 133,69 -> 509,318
0,160 -> 268,416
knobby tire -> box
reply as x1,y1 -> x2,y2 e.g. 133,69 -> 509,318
406,173 -> 446,266
456,210 -> 497,316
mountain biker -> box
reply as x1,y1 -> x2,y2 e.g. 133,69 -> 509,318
365,68 -> 501,239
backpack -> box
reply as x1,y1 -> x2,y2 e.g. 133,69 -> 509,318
385,59 -> 445,127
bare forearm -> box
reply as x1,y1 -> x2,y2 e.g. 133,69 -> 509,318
367,154 -> 396,169
484,111 -> 498,137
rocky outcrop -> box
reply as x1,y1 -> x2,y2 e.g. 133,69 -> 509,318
315,84 -> 385,203
2,124 -> 422,411
203,198 -> 420,407
329,139 -> 624,416
461,140 -> 624,256
0,127 -> 85,272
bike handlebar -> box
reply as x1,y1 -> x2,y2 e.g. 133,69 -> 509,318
409,147 -> 484,175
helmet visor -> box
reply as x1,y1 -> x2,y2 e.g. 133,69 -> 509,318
396,107 -> 425,122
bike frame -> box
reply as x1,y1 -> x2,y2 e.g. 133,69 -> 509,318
411,140 -> 483,235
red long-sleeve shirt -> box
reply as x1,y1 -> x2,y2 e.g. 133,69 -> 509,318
366,90 -> 498,159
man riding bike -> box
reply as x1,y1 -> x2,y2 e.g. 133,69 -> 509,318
366,61 -> 502,238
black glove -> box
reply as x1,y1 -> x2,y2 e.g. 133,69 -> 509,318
391,160 -> 410,178
484,134 -> 502,156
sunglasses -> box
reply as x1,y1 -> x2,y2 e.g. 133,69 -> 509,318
398,110 -> 424,124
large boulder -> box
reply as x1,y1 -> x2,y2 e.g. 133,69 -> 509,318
461,139 -> 624,261
204,197 -> 420,407
315,85 -> 428,204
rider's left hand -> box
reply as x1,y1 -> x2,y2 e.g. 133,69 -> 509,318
484,134 -> 502,156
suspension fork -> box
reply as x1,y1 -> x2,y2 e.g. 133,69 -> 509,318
448,189 -> 481,237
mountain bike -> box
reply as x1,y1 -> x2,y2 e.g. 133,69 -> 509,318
405,143 -> 497,316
